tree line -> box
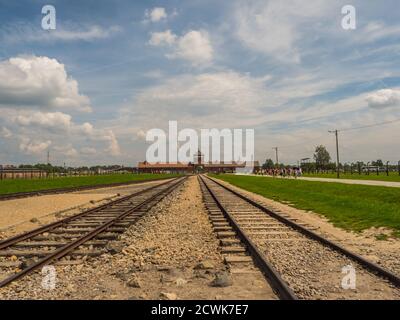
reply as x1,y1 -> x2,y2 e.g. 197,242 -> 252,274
262,145 -> 399,172
15,164 -> 124,174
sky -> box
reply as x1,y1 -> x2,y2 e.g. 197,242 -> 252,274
0,0 -> 399,166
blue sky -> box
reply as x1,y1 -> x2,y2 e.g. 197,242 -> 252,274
0,0 -> 399,165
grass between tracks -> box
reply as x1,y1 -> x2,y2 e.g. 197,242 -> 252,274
302,172 -> 400,182
210,174 -> 400,238
0,174 -> 180,195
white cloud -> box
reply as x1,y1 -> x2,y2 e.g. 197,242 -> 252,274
124,71 -> 269,128
234,0 -> 330,62
148,30 -> 177,46
359,22 -> 400,43
143,69 -> 164,79
103,130 -> 121,156
1,23 -> 121,43
13,111 -> 96,136
135,129 -> 147,140
80,147 -> 97,155
49,25 -> 121,41
0,56 -> 91,112
145,7 -> 168,22
19,138 -> 51,155
78,122 -> 94,136
53,145 -> 78,157
170,30 -> 213,66
1,127 -> 12,138
15,112 -> 72,130
149,30 -> 213,66
3,108 -> 121,159
119,67 -> 400,164
125,69 -> 368,129
366,89 -> 400,108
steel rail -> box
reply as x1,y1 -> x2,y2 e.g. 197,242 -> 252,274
204,175 -> 400,287
0,177 -> 180,250
0,176 -> 178,201
0,176 -> 187,287
199,175 -> 298,300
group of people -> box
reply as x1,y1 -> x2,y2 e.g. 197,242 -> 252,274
258,167 -> 302,178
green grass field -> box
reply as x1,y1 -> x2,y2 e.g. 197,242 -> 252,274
302,172 -> 400,182
211,174 -> 400,238
0,174 -> 179,195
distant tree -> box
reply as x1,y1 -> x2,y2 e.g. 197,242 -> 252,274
262,159 -> 274,169
314,145 -> 331,169
372,159 -> 384,167
301,162 -> 316,173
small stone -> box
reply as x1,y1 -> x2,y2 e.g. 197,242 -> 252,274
106,242 -> 124,254
157,266 -> 171,271
30,218 -> 39,223
66,284 -> 76,292
76,264 -> 84,272
194,260 -> 214,270
20,258 -> 36,269
210,272 -> 232,287
160,292 -> 178,300
167,267 -> 183,277
115,272 -> 129,281
175,278 -> 187,286
127,274 -> 142,288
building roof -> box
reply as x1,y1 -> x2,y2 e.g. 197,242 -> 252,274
137,160 -> 260,169
137,161 -> 192,169
204,161 -> 260,168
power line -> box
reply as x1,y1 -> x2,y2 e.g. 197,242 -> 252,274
268,116 -> 400,151
339,117 -> 400,132
277,133 -> 328,149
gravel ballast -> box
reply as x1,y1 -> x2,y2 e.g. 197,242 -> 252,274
0,176 -> 275,300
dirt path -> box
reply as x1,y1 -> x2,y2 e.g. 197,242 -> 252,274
0,180 -> 169,238
298,176 -> 400,188
237,173 -> 400,188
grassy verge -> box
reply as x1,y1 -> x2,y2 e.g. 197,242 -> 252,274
211,174 -> 400,238
0,174 -> 180,195
302,172 -> 400,182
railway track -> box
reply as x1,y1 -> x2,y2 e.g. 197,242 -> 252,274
199,175 -> 400,300
0,176 -> 187,287
0,176 -> 177,201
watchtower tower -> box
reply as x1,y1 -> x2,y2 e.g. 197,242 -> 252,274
194,150 -> 204,173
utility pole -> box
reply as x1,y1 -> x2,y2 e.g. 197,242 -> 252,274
329,130 -> 340,178
272,147 -> 279,167
46,148 -> 51,178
